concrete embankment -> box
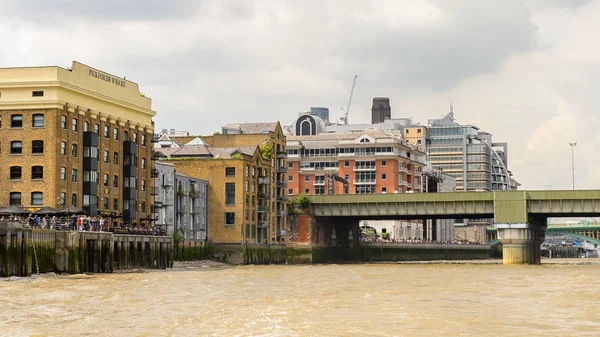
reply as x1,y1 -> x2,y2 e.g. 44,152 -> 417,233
207,243 -> 492,265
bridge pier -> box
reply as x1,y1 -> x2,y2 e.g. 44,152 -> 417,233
496,223 -> 546,264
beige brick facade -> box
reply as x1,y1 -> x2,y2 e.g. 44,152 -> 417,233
0,62 -> 155,226
162,148 -> 278,245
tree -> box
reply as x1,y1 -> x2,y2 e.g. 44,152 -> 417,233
259,143 -> 273,160
296,193 -> 311,209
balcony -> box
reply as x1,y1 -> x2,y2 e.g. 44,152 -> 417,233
277,210 -> 288,217
162,178 -> 173,187
277,166 -> 288,173
123,210 -> 137,220
313,180 -> 325,186
83,157 -> 98,171
123,164 -> 137,177
399,166 -> 408,173
150,167 -> 159,178
258,192 -> 271,199
123,141 -> 137,155
354,179 -> 376,185
83,132 -> 99,147
276,195 -> 288,203
258,205 -> 269,212
123,187 -> 137,200
276,152 -> 288,159
277,181 -> 287,188
258,177 -> 271,185
353,166 -> 376,172
259,222 -> 269,228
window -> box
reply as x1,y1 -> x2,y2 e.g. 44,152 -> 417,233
32,114 -> 44,128
31,166 -> 43,180
251,225 -> 256,239
104,125 -> 109,138
31,192 -> 43,206
133,133 -> 137,143
288,175 -> 293,181
32,90 -> 44,97
141,179 -> 146,191
113,152 -> 118,164
72,194 -> 77,207
225,212 -> 235,226
113,198 -> 118,211
382,187 -> 387,193
344,161 -> 350,167
113,128 -> 118,140
84,121 -> 89,132
9,166 -> 22,180
405,129 -> 409,134
141,134 -> 146,146
304,176 -> 309,182
71,144 -> 77,157
61,142 -> 66,155
382,173 -> 387,180
11,114 -> 23,128
60,167 -> 66,180
32,140 -> 44,154
113,175 -> 118,187
71,169 -> 77,182
288,188 -> 293,195
10,141 -> 22,154
94,124 -> 99,134
141,158 -> 146,170
59,192 -> 66,207
9,192 -> 21,206
0,116 -> 2,127
103,150 -> 109,163
141,201 -> 146,213
245,181 -> 249,192
245,224 -> 250,238
225,182 -> 235,205
417,140 -> 422,144
101,174 -> 108,186
417,128 -> 422,133
225,167 -> 235,177
103,197 -> 109,210
72,118 -> 78,132
382,160 -> 387,167
61,116 -> 67,129
304,188 -> 310,194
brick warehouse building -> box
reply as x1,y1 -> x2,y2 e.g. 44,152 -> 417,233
0,61 -> 155,226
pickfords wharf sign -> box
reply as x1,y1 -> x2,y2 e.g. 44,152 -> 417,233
88,69 -> 126,87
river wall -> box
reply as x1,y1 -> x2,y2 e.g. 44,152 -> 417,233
208,243 -> 492,265
0,222 -> 173,277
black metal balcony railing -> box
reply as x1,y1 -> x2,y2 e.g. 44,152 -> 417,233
276,195 -> 288,203
276,152 -> 288,159
277,166 -> 288,173
258,177 -> 271,185
258,192 -> 271,199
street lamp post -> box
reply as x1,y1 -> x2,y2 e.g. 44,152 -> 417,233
569,141 -> 577,190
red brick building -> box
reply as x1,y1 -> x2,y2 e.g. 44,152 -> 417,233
285,130 -> 426,196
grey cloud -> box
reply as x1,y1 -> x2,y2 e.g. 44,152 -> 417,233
0,0 -> 203,21
333,2 -> 538,91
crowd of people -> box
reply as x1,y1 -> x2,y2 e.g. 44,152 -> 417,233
1,213 -> 165,235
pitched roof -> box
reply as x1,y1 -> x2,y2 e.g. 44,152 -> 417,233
186,137 -> 208,146
222,122 -> 279,134
210,146 -> 257,158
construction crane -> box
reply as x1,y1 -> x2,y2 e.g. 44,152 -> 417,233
340,75 -> 357,125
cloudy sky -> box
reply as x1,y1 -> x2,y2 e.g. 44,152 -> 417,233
1,0 -> 598,190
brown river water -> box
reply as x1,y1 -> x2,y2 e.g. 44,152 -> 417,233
1,259 -> 600,337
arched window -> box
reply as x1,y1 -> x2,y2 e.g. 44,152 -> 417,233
84,121 -> 89,132
123,131 -> 129,141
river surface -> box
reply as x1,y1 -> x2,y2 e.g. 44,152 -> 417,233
1,259 -> 600,337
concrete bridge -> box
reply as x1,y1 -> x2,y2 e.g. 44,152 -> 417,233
307,190 -> 600,264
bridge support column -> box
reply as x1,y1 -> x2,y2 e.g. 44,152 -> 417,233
496,223 -> 546,264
